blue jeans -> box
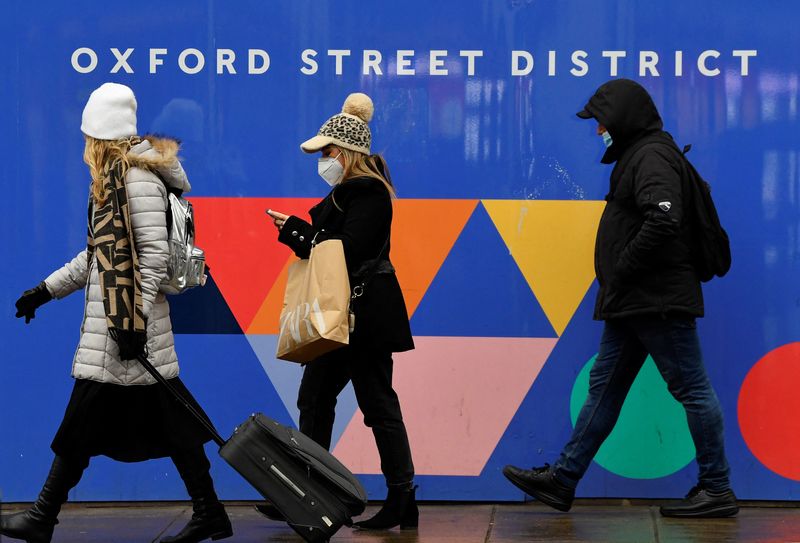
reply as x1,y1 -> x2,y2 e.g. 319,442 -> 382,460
554,317 -> 731,492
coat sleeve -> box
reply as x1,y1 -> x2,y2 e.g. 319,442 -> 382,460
278,216 -> 316,259
126,169 -> 170,319
615,148 -> 683,279
277,186 -> 391,269
44,249 -> 90,299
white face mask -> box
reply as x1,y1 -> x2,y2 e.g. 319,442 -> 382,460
318,155 -> 344,186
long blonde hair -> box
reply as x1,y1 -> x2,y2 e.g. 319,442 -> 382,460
338,147 -> 397,198
83,135 -> 179,204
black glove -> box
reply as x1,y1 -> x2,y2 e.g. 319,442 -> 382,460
15,281 -> 53,324
111,329 -> 148,361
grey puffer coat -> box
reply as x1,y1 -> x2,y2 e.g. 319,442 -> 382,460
45,138 -> 191,385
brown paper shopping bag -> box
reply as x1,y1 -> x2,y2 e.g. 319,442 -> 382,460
276,239 -> 351,363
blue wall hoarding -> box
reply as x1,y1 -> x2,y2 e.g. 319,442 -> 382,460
1,0 -> 799,502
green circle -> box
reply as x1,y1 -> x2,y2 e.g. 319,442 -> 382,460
569,355 -> 696,479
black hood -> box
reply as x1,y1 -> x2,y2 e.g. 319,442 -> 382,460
577,79 -> 663,164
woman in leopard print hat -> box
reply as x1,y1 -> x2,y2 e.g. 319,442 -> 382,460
264,93 -> 418,531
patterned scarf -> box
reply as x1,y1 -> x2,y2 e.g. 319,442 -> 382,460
87,161 -> 146,340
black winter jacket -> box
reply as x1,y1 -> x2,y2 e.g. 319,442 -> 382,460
278,177 -> 415,353
580,79 -> 704,320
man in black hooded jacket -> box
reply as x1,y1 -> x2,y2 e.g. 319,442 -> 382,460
503,79 -> 737,518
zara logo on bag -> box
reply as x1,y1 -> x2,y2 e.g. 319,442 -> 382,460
278,298 -> 328,347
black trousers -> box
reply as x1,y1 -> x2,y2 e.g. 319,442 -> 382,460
297,345 -> 415,486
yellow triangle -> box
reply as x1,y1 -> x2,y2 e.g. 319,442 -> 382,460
483,200 -> 606,336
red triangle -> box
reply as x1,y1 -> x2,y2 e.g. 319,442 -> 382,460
189,197 -> 318,331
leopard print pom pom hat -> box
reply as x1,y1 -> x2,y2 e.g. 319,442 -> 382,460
301,93 -> 373,155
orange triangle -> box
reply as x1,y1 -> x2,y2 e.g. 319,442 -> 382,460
248,255 -> 296,334
190,197 -> 317,331
392,200 -> 479,317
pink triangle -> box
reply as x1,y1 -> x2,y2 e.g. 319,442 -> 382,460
332,336 -> 558,476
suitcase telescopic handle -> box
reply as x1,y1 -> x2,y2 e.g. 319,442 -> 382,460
136,354 -> 226,447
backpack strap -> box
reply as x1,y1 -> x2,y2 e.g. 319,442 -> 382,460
628,137 -> 696,211
608,132 -> 678,198
150,171 -> 180,234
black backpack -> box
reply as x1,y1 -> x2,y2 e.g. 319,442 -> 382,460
674,144 -> 731,282
621,134 -> 732,283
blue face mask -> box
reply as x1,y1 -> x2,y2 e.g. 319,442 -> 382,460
602,131 -> 613,149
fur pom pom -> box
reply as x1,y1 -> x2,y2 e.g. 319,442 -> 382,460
342,93 -> 374,123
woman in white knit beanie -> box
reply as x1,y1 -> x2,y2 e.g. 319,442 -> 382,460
3,82 -> 232,543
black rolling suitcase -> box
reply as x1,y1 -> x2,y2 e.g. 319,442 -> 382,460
221,413 -> 368,541
136,355 -> 367,543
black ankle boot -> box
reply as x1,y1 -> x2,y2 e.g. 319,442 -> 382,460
162,449 -> 232,543
0,511 -> 56,543
353,484 -> 418,531
0,456 -> 87,543
160,498 -> 232,543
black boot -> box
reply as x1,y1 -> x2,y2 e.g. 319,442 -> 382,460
353,484 -> 418,530
502,464 -> 575,512
0,455 -> 87,543
660,485 -> 739,518
161,449 -> 232,543
160,498 -> 232,543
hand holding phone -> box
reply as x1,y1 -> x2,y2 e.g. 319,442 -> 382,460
266,209 -> 289,231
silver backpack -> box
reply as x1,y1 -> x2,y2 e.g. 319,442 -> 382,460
160,191 -> 207,295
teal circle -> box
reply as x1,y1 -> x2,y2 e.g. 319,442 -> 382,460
569,355 -> 695,479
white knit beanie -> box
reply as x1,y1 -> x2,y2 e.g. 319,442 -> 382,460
81,83 -> 138,140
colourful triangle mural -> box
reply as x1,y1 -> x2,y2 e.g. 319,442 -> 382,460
190,197 -> 317,331
246,198 -> 478,334
482,200 -> 605,336
391,199 -> 478,317
410,203 -> 557,338
184,196 -> 605,481
333,336 -> 558,476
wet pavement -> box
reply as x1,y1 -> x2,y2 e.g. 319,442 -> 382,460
1,502 -> 798,542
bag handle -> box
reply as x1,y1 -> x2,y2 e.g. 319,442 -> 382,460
310,228 -> 389,300
136,353 -> 226,448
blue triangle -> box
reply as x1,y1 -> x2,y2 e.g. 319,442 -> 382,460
410,203 -> 557,337
170,271 -> 243,334
246,335 -> 359,450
